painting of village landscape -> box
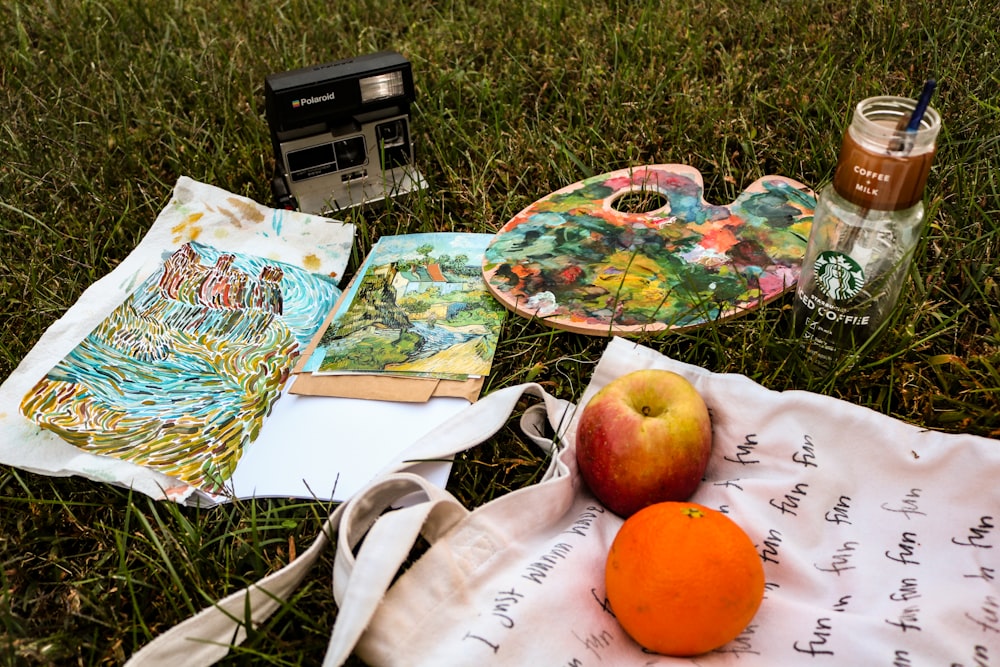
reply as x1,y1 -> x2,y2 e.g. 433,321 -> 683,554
19,242 -> 341,494
309,233 -> 505,379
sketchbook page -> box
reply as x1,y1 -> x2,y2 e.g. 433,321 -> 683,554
0,177 -> 355,505
225,392 -> 466,501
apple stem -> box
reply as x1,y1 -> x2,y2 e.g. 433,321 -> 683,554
642,405 -> 651,416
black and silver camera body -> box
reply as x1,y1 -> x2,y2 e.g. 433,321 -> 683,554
265,51 -> 426,214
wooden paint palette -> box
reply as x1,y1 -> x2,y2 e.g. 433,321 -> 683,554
482,165 -> 815,335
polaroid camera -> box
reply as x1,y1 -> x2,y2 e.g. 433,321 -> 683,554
265,51 -> 426,214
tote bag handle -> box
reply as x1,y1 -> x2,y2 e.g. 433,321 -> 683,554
126,382 -> 574,666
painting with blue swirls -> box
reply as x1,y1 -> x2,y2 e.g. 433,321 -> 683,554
20,241 -> 341,494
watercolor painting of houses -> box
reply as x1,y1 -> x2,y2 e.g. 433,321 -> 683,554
482,165 -> 815,335
19,241 -> 341,493
307,233 -> 505,379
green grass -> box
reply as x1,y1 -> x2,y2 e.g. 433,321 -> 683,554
1,0 -> 998,664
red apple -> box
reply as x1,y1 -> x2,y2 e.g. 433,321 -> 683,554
575,369 -> 712,517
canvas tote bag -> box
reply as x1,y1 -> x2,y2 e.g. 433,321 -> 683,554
128,337 -> 1000,666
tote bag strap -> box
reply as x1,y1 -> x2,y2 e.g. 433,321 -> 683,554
126,382 -> 574,666
329,382 -> 573,600
323,473 -> 468,666
323,385 -> 574,665
370,382 -> 573,477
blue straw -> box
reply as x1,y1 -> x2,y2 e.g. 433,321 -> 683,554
905,79 -> 936,132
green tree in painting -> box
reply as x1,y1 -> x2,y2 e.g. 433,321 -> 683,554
320,330 -> 421,371
416,243 -> 435,261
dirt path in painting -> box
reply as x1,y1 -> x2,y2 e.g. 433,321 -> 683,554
385,335 -> 488,375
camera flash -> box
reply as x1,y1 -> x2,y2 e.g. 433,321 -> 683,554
360,71 -> 404,103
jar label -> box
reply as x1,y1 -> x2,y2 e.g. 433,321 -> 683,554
813,251 -> 865,300
832,130 -> 935,210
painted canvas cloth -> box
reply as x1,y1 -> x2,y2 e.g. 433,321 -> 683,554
0,177 -> 355,504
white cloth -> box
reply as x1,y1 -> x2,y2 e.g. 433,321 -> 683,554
0,177 -> 355,505
127,337 -> 1000,665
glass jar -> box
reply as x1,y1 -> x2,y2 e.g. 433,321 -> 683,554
792,95 -> 942,370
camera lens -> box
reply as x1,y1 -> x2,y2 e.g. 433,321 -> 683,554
334,136 -> 367,170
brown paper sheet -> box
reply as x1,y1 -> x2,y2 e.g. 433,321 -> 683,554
288,372 -> 483,403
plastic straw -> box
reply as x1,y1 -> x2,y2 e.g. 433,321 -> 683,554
905,79 -> 937,132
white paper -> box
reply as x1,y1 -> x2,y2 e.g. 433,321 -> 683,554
227,392 -> 465,500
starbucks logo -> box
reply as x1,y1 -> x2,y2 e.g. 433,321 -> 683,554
814,251 -> 865,300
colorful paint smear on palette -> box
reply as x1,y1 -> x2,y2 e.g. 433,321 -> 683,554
20,242 -> 341,494
482,165 -> 816,335
304,233 -> 506,379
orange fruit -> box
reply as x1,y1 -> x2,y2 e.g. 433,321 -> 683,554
605,501 -> 765,656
